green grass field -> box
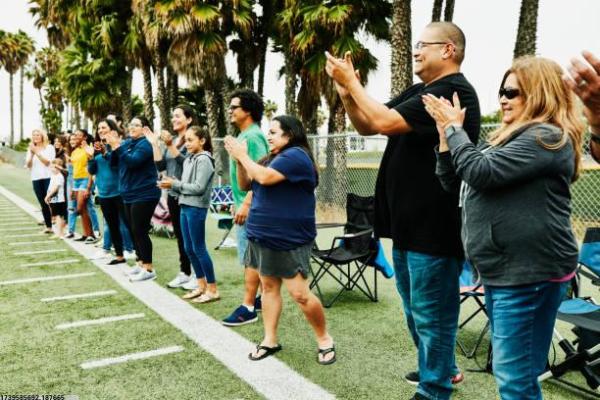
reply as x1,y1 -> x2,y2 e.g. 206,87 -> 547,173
0,162 -> 594,399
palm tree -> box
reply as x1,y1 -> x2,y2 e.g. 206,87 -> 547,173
264,99 -> 278,122
15,31 -> 36,142
444,0 -> 455,21
432,0 -> 455,22
0,32 -> 22,145
514,0 -> 539,58
391,0 -> 412,97
291,0 -> 391,206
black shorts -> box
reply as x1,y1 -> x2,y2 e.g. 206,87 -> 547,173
50,202 -> 67,219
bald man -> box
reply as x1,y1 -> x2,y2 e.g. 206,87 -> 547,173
326,22 -> 480,400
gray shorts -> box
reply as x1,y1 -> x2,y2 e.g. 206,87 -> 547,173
244,240 -> 313,279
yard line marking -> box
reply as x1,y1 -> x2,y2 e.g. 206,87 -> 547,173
5,233 -> 46,238
21,259 -> 80,267
14,249 -> 67,255
9,240 -> 57,246
0,227 -> 40,232
41,290 -> 117,302
80,346 -> 184,370
55,313 -> 145,330
0,272 -> 96,286
0,185 -> 335,400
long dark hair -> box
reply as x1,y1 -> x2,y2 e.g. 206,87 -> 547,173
187,125 -> 213,154
269,115 -> 319,183
96,118 -> 124,141
173,104 -> 198,128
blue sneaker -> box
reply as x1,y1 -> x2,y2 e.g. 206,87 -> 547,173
254,295 -> 262,312
222,305 -> 258,326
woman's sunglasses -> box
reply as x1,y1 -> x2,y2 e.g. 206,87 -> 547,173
498,87 -> 520,100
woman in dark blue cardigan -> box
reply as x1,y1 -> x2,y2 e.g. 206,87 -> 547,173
106,115 -> 161,282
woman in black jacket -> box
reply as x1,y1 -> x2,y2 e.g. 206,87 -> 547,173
423,56 -> 585,400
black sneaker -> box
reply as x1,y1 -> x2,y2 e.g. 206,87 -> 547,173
64,233 -> 75,239
254,295 -> 262,312
410,393 -> 428,400
74,236 -> 88,242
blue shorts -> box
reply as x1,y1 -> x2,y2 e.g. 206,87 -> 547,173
72,178 -> 89,191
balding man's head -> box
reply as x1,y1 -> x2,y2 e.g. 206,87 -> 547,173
426,22 -> 466,64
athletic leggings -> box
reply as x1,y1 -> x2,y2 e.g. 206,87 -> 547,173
99,196 -> 127,257
32,178 -> 52,228
167,195 -> 191,275
122,199 -> 159,264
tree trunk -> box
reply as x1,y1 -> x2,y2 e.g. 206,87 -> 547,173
205,87 -> 229,183
432,0 -> 443,22
19,69 -> 24,142
284,50 -> 298,117
444,0 -> 455,21
9,73 -> 14,146
142,61 -> 155,125
391,0 -> 413,97
514,0 -> 539,58
122,68 -> 133,125
168,66 -> 178,109
38,89 -> 45,111
257,44 -> 267,97
154,51 -> 170,130
74,104 -> 81,130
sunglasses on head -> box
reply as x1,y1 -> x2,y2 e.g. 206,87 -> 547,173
498,87 -> 520,100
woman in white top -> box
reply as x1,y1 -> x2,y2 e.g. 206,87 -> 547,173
26,129 -> 55,233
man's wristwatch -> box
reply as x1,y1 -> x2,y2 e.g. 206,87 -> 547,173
444,124 -> 462,138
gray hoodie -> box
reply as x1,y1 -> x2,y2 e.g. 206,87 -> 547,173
171,151 -> 214,208
436,123 -> 578,286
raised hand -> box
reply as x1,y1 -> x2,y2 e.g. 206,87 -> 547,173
564,51 -> 600,130
143,127 -> 160,145
422,92 -> 466,131
325,51 -> 360,93
160,130 -> 174,146
223,135 -> 248,160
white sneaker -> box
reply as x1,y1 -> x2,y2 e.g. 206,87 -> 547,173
167,272 -> 191,288
182,276 -> 199,290
130,269 -> 157,282
124,250 -> 136,260
90,249 -> 111,260
126,266 -> 143,276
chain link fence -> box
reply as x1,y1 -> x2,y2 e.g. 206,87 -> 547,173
215,123 -> 600,240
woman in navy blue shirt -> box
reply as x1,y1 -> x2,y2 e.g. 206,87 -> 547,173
224,115 -> 336,365
106,115 -> 161,282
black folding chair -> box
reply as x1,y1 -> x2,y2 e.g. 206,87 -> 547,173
456,261 -> 488,359
310,193 -> 380,308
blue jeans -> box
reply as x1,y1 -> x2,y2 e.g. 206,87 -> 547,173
180,205 -> 215,283
393,249 -> 461,400
236,223 -> 248,266
68,194 -> 99,234
103,216 -> 134,252
485,281 -> 567,400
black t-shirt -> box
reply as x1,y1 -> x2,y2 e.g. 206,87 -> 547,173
375,72 -> 480,257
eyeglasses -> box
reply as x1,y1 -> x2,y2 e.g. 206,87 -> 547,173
228,105 -> 242,111
498,87 -> 520,100
414,41 -> 450,50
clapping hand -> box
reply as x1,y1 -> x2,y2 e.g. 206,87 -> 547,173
564,51 -> 600,130
143,127 -> 160,145
325,51 -> 362,97
28,142 -> 37,154
160,130 -> 174,146
157,176 -> 175,189
224,135 -> 248,161
422,93 -> 466,133
105,131 -> 121,149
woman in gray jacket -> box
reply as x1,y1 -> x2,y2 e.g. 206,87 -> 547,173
158,126 -> 219,304
423,56 -> 585,400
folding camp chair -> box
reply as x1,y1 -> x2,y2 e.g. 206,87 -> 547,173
310,193 -> 393,308
209,185 -> 235,250
539,227 -> 600,397
456,261 -> 488,359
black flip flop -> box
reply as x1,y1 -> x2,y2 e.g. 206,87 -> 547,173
107,258 -> 126,265
248,344 -> 282,361
317,345 -> 337,365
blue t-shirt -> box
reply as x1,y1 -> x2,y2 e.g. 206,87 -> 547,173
246,146 -> 317,251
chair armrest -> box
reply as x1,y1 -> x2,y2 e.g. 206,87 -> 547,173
316,222 -> 345,229
321,228 -> 373,257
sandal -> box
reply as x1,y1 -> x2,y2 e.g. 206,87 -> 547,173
191,292 -> 220,303
248,344 -> 282,361
182,288 -> 204,300
317,344 -> 337,365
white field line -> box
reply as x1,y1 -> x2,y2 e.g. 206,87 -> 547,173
13,249 -> 67,255
0,218 -> 31,222
0,185 -> 335,400
55,313 -> 145,330
5,233 -> 45,238
0,227 -> 40,232
9,240 -> 57,246
80,346 -> 184,370
41,290 -> 117,302
22,259 -> 80,267
0,272 -> 96,286
0,221 -> 34,226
